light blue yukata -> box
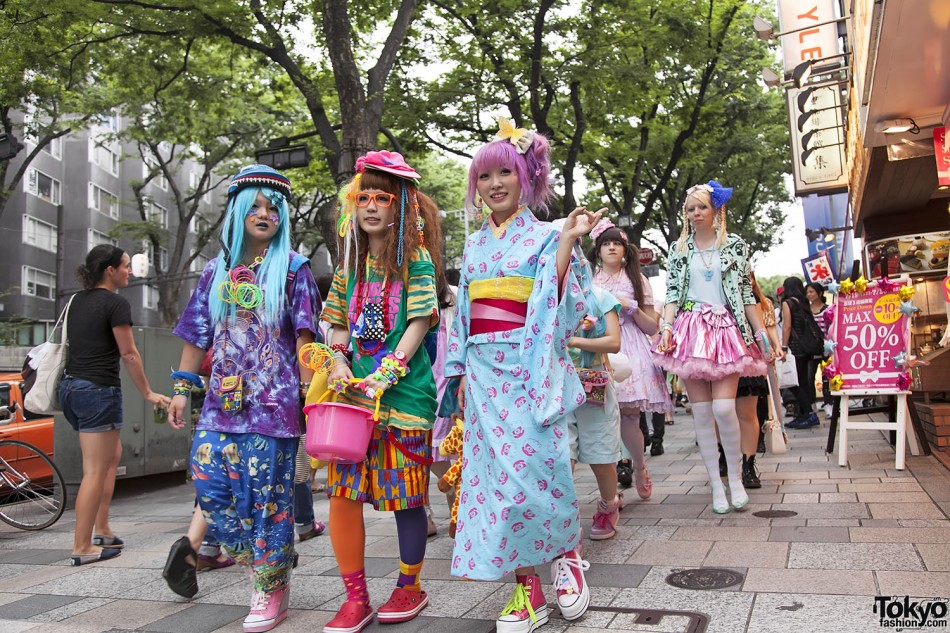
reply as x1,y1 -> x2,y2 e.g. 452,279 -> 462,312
445,209 -> 590,581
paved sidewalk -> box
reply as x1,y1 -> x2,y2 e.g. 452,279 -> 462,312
1,410 -> 948,633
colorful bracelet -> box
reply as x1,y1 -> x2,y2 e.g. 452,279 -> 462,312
170,370 -> 204,389
172,379 -> 191,397
330,343 -> 350,358
332,351 -> 350,366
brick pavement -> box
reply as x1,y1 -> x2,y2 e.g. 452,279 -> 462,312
0,409 -> 948,633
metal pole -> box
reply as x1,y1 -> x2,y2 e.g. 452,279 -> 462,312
55,203 -> 65,316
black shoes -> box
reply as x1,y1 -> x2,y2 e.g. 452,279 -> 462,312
617,459 -> 633,487
742,455 -> 762,489
163,536 -> 199,598
650,438 -> 664,456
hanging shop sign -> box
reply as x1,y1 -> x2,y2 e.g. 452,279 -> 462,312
787,85 -> 848,195
802,250 -> 836,286
827,276 -> 913,393
865,231 -> 950,278
777,0 -> 840,74
934,127 -> 950,187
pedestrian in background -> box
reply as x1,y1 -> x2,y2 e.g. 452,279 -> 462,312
60,244 -> 171,566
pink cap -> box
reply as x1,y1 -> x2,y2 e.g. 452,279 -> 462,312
355,150 -> 420,181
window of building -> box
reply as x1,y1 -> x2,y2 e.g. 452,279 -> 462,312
190,250 -> 210,273
91,141 -> 119,175
158,247 -> 168,272
89,183 -> 119,218
100,110 -> 119,133
143,156 -> 168,191
87,228 -> 117,252
190,213 -> 209,234
16,321 -> 53,348
25,169 -> 61,205
143,284 -> 159,310
21,266 -> 55,300
22,215 -> 57,253
41,137 -> 63,160
149,201 -> 168,229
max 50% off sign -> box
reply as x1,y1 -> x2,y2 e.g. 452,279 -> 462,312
833,282 -> 910,392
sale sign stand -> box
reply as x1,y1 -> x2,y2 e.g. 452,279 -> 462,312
822,275 -> 923,470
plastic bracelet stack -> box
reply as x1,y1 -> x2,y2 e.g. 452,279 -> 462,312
659,319 -> 674,334
170,370 -> 204,397
359,352 -> 409,398
298,343 -> 335,374
218,257 -> 265,310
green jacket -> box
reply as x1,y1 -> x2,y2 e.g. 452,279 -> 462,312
664,233 -> 756,344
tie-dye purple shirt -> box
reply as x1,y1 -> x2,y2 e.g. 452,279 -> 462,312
174,253 -> 321,438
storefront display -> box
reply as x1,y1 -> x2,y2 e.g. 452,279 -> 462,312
865,231 -> 950,278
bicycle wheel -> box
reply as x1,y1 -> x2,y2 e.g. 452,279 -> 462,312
0,440 -> 67,530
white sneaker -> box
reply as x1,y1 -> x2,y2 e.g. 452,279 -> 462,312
823,404 -> 833,418
550,545 -> 591,621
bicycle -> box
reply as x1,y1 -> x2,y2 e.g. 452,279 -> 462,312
0,439 -> 67,530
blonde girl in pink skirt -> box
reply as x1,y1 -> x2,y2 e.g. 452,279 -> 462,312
653,182 -> 770,514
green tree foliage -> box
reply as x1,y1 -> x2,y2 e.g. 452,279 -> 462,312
0,1 -> 113,218
79,0 -> 423,260
99,36 -> 305,325
393,0 -> 791,259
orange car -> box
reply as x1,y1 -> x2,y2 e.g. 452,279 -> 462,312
0,372 -> 56,482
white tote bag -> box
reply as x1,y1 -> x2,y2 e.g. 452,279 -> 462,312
763,368 -> 789,454
24,295 -> 75,414
776,354 -> 799,389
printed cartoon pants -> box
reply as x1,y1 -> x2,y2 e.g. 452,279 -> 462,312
191,431 -> 296,592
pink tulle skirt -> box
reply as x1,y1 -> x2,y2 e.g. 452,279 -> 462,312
652,303 -> 766,381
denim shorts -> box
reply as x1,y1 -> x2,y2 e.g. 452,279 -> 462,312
59,375 -> 123,433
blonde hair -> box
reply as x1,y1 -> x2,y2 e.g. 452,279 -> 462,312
675,186 -> 727,253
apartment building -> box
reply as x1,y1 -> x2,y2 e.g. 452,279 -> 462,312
1,111 -> 226,345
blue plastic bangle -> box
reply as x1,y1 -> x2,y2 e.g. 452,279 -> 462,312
170,370 -> 204,389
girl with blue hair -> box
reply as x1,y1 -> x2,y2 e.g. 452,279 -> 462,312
166,165 -> 321,633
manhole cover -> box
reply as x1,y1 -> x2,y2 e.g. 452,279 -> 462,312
753,510 -> 799,518
666,568 -> 744,590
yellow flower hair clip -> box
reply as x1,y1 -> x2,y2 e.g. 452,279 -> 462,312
337,174 -> 360,237
496,117 -> 535,154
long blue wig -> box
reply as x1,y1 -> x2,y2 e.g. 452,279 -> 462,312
209,186 -> 291,326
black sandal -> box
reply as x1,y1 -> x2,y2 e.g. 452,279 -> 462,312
162,536 -> 199,598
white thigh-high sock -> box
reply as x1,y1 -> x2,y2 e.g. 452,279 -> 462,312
620,413 -> 645,471
712,398 -> 748,506
690,402 -> 727,508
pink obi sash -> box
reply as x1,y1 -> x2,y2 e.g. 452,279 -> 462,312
469,298 -> 528,335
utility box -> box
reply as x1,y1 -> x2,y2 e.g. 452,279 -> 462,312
54,327 -> 191,486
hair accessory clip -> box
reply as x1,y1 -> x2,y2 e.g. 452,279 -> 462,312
496,117 -> 535,154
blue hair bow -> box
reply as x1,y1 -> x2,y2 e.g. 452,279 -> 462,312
707,180 -> 733,209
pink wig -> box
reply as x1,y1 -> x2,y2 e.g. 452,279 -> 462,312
465,134 -> 553,213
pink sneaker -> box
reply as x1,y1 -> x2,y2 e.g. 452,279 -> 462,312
551,543 -> 591,620
376,587 -> 428,623
496,574 -> 548,633
243,586 -> 289,632
323,600 -> 374,633
590,496 -> 620,540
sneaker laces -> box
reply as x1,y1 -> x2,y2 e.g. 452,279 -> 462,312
249,590 -> 270,613
591,510 -> 610,531
551,555 -> 590,595
500,583 -> 538,623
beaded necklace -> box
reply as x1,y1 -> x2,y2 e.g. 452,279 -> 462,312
351,252 -> 391,356
696,246 -> 717,282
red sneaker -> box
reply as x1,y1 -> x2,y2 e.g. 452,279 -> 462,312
323,601 -> 374,633
376,587 -> 429,623
496,575 -> 548,633
551,543 -> 591,621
